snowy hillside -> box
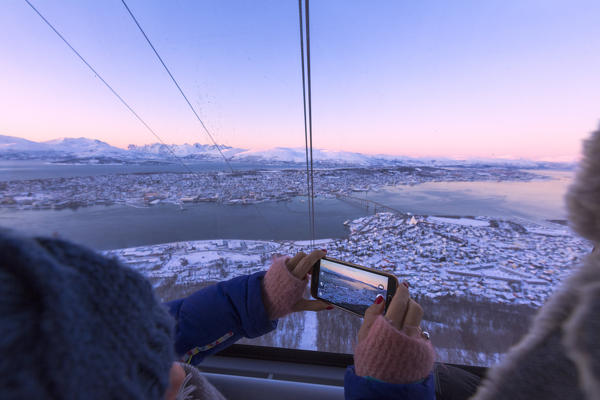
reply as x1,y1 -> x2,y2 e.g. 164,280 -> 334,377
0,135 -> 127,160
128,142 -> 245,159
0,134 -> 574,169
43,137 -> 128,157
0,135 -> 52,154
231,147 -> 373,164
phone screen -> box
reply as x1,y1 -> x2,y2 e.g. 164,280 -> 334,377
316,258 -> 389,315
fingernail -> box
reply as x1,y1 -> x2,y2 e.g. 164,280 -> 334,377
321,249 -> 327,253
375,294 -> 384,304
402,281 -> 410,288
326,305 -> 334,310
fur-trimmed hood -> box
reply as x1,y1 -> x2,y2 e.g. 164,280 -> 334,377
567,127 -> 600,244
473,126 -> 600,400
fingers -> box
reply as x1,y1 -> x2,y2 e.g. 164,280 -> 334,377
285,252 -> 306,272
292,298 -> 331,312
403,299 -> 423,327
358,294 -> 385,343
291,249 -> 326,279
384,284 -> 410,330
401,299 -> 424,338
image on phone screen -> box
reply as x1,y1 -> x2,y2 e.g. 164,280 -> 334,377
317,259 -> 388,315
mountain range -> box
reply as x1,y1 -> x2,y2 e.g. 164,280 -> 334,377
0,135 -> 574,169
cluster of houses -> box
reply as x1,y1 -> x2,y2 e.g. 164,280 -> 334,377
1,166 -> 540,210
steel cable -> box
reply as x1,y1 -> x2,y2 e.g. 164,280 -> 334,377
23,0 -> 200,179
120,0 -> 233,173
298,0 -> 315,246
298,0 -> 317,246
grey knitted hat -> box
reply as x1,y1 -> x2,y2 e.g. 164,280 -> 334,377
0,230 -> 175,399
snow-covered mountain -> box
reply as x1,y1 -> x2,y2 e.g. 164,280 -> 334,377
0,135 -> 51,153
229,147 -> 573,169
0,135 -> 574,169
128,142 -> 244,159
0,136 -> 128,161
44,137 -> 127,157
230,147 -> 434,166
232,147 -> 374,165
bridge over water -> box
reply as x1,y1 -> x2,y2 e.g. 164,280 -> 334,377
334,193 -> 406,216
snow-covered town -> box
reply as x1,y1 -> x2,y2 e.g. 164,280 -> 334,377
1,166 -> 541,210
106,211 -> 590,308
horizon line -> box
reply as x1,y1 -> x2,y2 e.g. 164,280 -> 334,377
2,133 -> 580,163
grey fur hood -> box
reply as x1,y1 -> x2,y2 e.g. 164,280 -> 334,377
472,127 -> 600,400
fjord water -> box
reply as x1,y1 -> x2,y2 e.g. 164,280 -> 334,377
0,198 -> 367,250
0,162 -> 573,250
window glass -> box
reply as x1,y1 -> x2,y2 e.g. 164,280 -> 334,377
2,0 -> 598,367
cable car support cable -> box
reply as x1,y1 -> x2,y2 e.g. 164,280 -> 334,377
120,0 -> 233,173
298,0 -> 316,246
23,0 -> 199,178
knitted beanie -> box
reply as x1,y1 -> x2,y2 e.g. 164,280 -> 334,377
0,230 -> 175,400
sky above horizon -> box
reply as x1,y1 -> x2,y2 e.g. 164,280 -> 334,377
1,0 -> 599,161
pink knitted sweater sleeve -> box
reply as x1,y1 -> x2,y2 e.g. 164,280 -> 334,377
261,256 -> 308,320
354,315 -> 435,384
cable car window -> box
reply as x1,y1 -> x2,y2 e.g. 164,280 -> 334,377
2,0 -> 598,368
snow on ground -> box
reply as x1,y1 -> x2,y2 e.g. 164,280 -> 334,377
106,212 -> 591,307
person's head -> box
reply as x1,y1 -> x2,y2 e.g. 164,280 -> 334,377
0,230 -> 177,399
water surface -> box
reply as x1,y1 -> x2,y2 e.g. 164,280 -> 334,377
0,164 -> 573,250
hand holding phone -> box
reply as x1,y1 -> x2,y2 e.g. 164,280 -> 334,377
359,284 -> 424,343
354,284 -> 433,385
262,250 -> 330,320
285,250 -> 331,313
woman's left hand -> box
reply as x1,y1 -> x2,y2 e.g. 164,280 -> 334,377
285,250 -> 331,312
262,249 -> 330,319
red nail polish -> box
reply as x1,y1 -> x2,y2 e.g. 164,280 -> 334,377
403,281 -> 410,288
326,305 -> 334,310
321,249 -> 327,253
375,295 -> 384,304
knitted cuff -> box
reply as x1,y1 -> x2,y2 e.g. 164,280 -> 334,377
355,315 -> 435,384
262,256 -> 308,320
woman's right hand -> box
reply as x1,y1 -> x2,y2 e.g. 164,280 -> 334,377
358,282 -> 425,342
354,283 -> 434,384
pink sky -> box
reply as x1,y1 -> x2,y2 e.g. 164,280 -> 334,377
2,0 -> 599,161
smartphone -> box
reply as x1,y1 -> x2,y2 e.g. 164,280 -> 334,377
311,257 -> 398,317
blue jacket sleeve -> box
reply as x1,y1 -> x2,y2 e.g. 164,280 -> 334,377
344,366 -> 435,400
165,270 -> 277,365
